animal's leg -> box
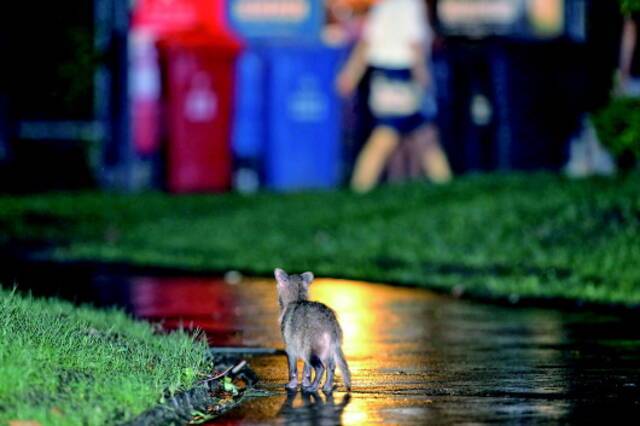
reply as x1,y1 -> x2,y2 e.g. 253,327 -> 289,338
303,355 -> 324,392
322,354 -> 336,393
302,362 -> 312,387
285,353 -> 298,390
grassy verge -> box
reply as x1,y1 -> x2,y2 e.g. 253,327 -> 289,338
0,288 -> 211,425
0,173 -> 639,306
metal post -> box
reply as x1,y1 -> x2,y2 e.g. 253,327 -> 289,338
94,0 -> 112,186
491,45 -> 512,170
0,13 -> 10,163
112,0 -> 133,190
95,0 -> 134,190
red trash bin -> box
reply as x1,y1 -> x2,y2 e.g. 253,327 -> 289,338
159,31 -> 241,192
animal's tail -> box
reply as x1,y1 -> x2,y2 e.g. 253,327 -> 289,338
334,345 -> 351,391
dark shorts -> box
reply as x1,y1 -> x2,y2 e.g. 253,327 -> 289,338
368,66 -> 437,135
376,112 -> 426,135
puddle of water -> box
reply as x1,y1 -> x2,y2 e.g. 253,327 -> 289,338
4,265 -> 640,424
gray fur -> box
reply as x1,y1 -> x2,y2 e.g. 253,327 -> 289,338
275,268 -> 352,392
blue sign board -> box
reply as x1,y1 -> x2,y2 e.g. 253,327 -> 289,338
227,0 -> 324,40
436,0 -> 585,42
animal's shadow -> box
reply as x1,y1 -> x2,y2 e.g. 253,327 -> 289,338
277,390 -> 351,425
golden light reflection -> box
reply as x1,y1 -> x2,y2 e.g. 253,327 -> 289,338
309,280 -> 437,426
341,400 -> 371,425
311,279 -> 378,359
310,279 -> 436,358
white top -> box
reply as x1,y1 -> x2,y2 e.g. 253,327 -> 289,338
363,0 -> 432,69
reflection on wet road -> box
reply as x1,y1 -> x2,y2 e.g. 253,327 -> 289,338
8,271 -> 640,423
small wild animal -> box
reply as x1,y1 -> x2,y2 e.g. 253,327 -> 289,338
275,268 -> 352,393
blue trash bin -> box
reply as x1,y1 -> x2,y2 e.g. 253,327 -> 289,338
232,49 -> 266,161
263,42 -> 347,191
231,48 -> 267,193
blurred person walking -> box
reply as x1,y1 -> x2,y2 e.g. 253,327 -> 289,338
336,0 -> 451,193
618,11 -> 640,96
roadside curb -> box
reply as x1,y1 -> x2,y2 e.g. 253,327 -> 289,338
121,357 -> 260,426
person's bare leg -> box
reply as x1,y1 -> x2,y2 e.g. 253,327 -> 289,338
351,126 -> 400,193
387,139 -> 409,184
405,135 -> 424,179
415,125 -> 452,183
302,362 -> 312,387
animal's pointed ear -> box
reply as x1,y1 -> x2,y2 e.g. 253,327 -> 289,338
274,268 -> 289,286
301,272 -> 314,286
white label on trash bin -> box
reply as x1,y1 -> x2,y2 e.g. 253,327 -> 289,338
184,72 -> 218,122
287,76 -> 328,122
232,0 -> 310,23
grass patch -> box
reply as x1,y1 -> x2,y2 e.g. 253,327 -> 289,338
0,288 -> 210,425
1,173 -> 639,305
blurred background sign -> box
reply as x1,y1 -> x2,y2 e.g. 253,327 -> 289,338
227,0 -> 324,39
132,0 -> 229,36
437,0 -> 585,41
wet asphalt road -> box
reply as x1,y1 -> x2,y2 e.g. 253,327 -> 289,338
8,270 -> 640,424
206,278 -> 640,424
